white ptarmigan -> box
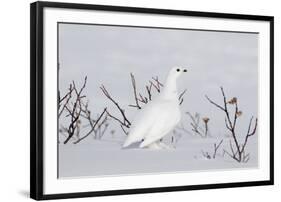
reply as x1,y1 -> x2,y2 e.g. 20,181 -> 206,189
123,66 -> 187,149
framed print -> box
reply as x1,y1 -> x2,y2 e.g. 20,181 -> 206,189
30,1 -> 274,200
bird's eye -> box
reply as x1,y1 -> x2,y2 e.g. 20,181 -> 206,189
183,69 -> 187,72
176,68 -> 180,72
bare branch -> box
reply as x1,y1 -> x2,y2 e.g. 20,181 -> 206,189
106,110 -> 130,128
223,149 -> 240,162
205,87 -> 257,162
233,102 -> 239,130
130,73 -> 141,109
100,85 -> 131,127
63,77 -> 87,144
205,95 -> 225,112
240,117 -> 258,155
58,84 -> 74,118
59,84 -> 73,104
120,124 -> 129,136
201,150 -> 211,159
178,89 -> 187,105
186,112 -> 208,137
213,139 -> 223,159
248,117 -> 258,136
128,74 -> 166,108
73,108 -> 107,144
201,139 -> 223,159
146,84 -> 153,101
225,118 -> 232,131
138,93 -> 148,104
152,76 -> 164,88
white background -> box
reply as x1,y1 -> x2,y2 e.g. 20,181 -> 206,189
0,0 -> 279,201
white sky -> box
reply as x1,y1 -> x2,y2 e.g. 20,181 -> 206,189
58,23 -> 258,140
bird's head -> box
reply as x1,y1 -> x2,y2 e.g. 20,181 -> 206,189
168,66 -> 188,80
161,66 -> 188,98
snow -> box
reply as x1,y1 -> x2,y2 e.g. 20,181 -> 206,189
59,133 -> 258,178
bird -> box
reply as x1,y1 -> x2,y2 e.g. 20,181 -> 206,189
123,66 -> 187,149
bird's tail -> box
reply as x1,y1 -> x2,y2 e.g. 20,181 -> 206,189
122,127 -> 144,148
122,138 -> 132,148
122,132 -> 140,148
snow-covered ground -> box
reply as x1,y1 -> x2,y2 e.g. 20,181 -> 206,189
59,133 -> 258,178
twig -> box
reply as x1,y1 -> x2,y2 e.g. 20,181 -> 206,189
63,77 -> 87,144
201,150 -> 211,159
73,108 -> 107,144
146,84 -> 153,101
178,89 -> 187,105
130,73 -> 141,109
120,124 -> 129,135
206,87 -> 258,162
240,117 -> 258,155
100,85 -> 131,127
213,139 -> 223,159
58,84 -> 74,117
152,76 -> 164,88
186,112 -> 207,137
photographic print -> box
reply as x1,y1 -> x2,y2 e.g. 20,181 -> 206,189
30,1 -> 273,200
58,23 -> 259,177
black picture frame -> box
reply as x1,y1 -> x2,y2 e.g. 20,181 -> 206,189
30,1 -> 274,200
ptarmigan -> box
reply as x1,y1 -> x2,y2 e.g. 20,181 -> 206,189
123,66 -> 187,149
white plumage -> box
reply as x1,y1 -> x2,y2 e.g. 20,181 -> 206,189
123,66 -> 187,149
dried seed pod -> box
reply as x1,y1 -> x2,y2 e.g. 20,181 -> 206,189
227,97 -> 237,104
202,117 -> 210,123
236,111 -> 243,117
